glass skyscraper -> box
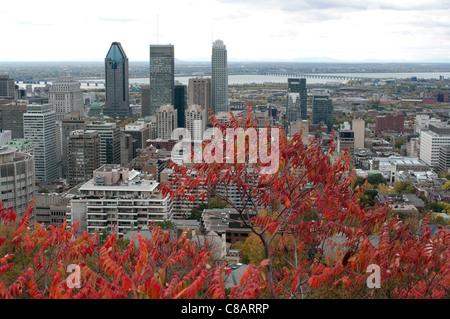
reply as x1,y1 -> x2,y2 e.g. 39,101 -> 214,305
211,39 -> 228,114
150,44 -> 175,116
312,94 -> 334,131
103,42 -> 130,119
287,78 -> 307,120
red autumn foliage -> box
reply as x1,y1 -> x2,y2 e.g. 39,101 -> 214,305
0,108 -> 448,299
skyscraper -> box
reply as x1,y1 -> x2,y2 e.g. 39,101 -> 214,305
48,77 -> 84,121
23,103 -> 58,182
286,92 -> 301,127
211,40 -> 228,114
150,44 -> 175,116
156,105 -> 177,140
67,130 -> 101,187
103,42 -> 130,119
185,104 -> 206,141
312,94 -> 334,131
287,78 -> 307,120
174,83 -> 187,128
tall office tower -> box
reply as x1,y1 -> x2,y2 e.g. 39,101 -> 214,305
188,76 -> 211,113
0,75 -> 16,99
48,77 -> 84,121
149,44 -> 175,116
174,83 -> 187,128
287,78 -> 307,120
141,85 -> 151,117
419,123 -> 450,168
86,120 -> 121,165
352,118 -> 365,149
156,105 -> 177,140
286,92 -> 301,127
185,104 -> 207,141
23,104 -> 58,182
103,42 -> 130,119
60,111 -> 88,178
0,102 -> 27,138
211,40 -> 228,114
0,146 -> 35,215
67,130 -> 101,187
312,94 -> 334,131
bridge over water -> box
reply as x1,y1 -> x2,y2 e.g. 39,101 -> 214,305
265,73 -> 362,81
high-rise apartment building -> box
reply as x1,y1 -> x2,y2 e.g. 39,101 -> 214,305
156,105 -> 177,140
69,164 -> 173,236
23,103 -> 58,182
149,44 -> 175,116
287,78 -> 307,120
67,130 -> 101,187
86,120 -> 121,165
48,77 -> 84,121
141,85 -> 151,117
312,94 -> 334,131
211,40 -> 228,114
103,42 -> 130,119
0,146 -> 35,215
174,83 -> 187,128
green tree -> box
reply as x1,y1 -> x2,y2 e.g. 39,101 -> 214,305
367,173 -> 386,187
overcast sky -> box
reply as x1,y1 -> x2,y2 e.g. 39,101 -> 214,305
2,0 -> 450,62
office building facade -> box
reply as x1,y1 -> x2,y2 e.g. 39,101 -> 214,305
287,78 -> 307,120
67,130 -> 101,187
312,94 -> 334,131
174,83 -> 187,128
156,105 -> 177,140
48,78 -> 84,121
23,104 -> 58,182
149,45 -> 175,116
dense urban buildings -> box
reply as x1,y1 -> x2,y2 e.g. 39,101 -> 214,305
23,103 -> 58,182
140,85 -> 151,117
375,114 -> 404,135
211,40 -> 229,114
149,44 -> 175,116
185,104 -> 207,141
188,76 -> 211,111
103,42 -> 130,119
86,120 -> 121,165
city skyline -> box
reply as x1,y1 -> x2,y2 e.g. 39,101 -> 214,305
2,0 -> 450,63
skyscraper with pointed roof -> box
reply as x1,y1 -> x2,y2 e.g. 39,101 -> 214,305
103,42 -> 130,119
